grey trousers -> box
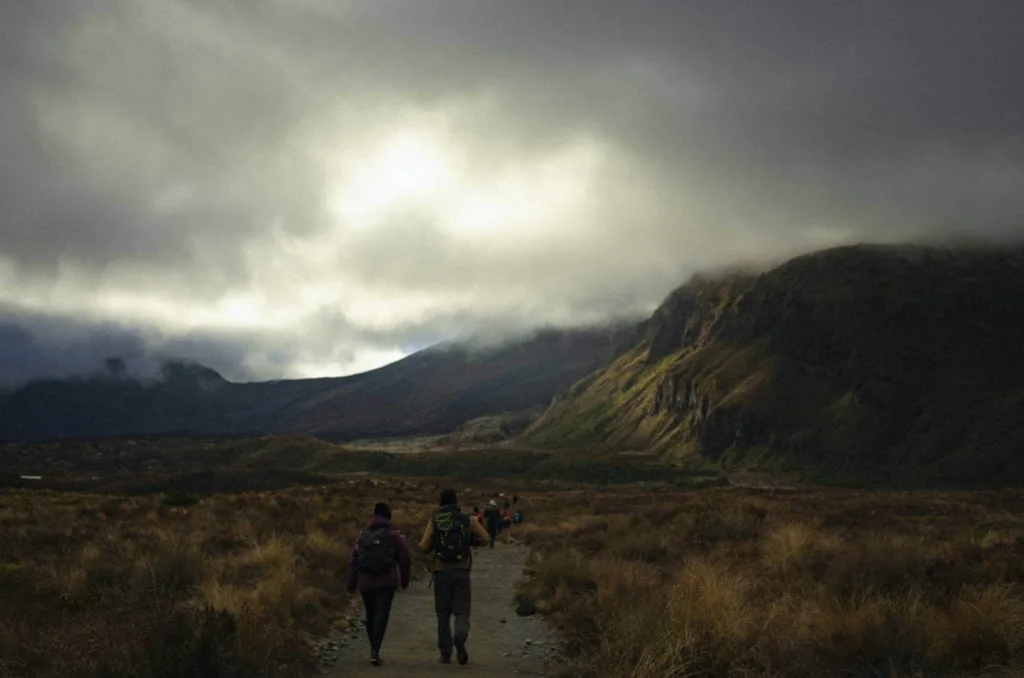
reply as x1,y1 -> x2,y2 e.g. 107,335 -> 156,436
433,568 -> 471,656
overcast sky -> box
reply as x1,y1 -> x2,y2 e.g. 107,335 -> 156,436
1,1 -> 1022,384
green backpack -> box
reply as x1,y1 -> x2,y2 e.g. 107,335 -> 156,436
433,507 -> 471,563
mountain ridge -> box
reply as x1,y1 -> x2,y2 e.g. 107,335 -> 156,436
0,323 -> 636,442
525,243 -> 1024,487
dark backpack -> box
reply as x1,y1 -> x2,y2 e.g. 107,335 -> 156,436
432,507 -> 471,563
356,525 -> 395,575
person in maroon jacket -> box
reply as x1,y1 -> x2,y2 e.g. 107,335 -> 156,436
346,502 -> 412,666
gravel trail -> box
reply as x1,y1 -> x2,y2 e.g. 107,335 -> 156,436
324,544 -> 560,677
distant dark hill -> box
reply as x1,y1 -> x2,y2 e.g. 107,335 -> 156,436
525,243 -> 1024,487
0,324 -> 635,442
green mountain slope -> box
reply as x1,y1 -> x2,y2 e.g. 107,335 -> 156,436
526,244 -> 1024,486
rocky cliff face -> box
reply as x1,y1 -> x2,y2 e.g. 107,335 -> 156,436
526,243 -> 1024,486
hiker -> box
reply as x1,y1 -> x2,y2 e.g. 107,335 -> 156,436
512,508 -> 523,525
346,502 -> 412,667
470,505 -> 483,526
418,488 -> 490,665
483,499 -> 501,547
501,500 -> 512,530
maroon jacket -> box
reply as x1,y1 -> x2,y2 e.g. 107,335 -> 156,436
346,516 -> 412,593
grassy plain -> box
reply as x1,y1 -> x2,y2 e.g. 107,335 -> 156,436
2,450 -> 1022,677
518,487 -> 1024,677
0,476 -> 444,677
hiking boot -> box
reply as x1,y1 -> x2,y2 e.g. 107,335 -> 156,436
370,650 -> 381,666
439,653 -> 452,664
455,639 -> 469,665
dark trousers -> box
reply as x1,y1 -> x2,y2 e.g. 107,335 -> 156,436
433,568 -> 471,656
360,587 -> 396,652
486,523 -> 498,547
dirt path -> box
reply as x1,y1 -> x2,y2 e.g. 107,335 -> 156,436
327,545 -> 559,677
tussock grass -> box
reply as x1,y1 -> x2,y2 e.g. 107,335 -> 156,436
0,477 -> 443,677
6,471 -> 1023,677
519,487 -> 1024,678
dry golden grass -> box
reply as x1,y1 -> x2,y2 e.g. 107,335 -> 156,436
4,474 -> 1024,678
518,487 -> 1024,678
0,477 -> 447,678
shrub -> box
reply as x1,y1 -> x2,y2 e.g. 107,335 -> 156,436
522,487 -> 1024,677
0,476 -> 442,676
162,490 -> 199,508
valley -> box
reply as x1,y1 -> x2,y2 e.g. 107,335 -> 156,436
3,243 -> 1024,677
5,243 -> 1021,488
6,2 -> 1022,675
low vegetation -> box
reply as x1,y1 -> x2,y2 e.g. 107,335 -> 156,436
4,459 -> 1023,677
517,487 -> 1024,677
0,477 -> 446,677
0,435 -> 712,491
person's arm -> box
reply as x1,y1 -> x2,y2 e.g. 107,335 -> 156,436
345,540 -> 359,594
417,519 -> 434,553
392,530 -> 412,589
469,516 -> 490,546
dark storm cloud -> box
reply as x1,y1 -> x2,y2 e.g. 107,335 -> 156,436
0,305 -> 255,384
0,299 -> 629,387
0,1 -> 334,291
1,1 -> 1022,381
0,304 -> 398,386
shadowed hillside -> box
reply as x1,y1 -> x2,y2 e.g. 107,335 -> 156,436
0,324 -> 635,442
526,244 -> 1024,487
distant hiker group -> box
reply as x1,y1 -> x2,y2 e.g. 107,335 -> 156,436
346,489 -> 524,667
471,495 -> 522,548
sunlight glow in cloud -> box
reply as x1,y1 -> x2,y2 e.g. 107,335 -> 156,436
328,131 -> 459,224
1,1 -> 1021,383
325,120 -> 608,241
288,346 -> 408,380
444,140 -> 606,238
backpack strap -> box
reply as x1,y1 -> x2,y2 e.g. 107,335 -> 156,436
465,513 -> 474,568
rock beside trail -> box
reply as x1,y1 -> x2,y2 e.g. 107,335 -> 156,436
515,597 -> 538,617
313,612 -> 366,673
